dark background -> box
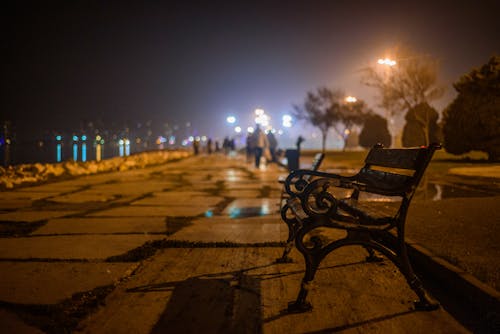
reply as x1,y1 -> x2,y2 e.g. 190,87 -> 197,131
2,0 -> 499,140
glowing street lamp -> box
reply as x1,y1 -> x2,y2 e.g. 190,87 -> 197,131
345,96 -> 357,103
282,114 -> 292,128
226,116 -> 236,124
377,58 -> 397,66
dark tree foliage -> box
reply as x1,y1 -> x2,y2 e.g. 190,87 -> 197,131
402,103 -> 441,147
359,113 -> 391,149
293,87 -> 366,152
442,55 -> 500,161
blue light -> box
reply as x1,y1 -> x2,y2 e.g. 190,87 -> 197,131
56,135 -> 62,141
73,135 -> 79,141
81,135 -> 87,141
82,143 -> 87,162
56,143 -> 62,162
73,143 -> 78,161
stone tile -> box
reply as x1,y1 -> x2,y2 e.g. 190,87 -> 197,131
33,217 -> 167,235
90,182 -> 167,196
88,205 -> 209,217
15,183 -> 81,192
0,309 -> 44,334
167,216 -> 286,243
0,235 -> 165,260
130,192 -> 222,207
0,262 -> 135,304
50,190 -> 120,203
0,199 -> 33,210
222,198 -> 278,217
1,191 -> 60,201
222,189 -> 262,198
0,210 -> 80,222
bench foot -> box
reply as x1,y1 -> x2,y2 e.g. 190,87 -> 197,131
414,299 -> 440,311
287,301 -> 312,313
365,253 -> 384,263
275,256 -> 293,264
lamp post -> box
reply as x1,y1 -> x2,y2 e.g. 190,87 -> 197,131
377,57 -> 397,147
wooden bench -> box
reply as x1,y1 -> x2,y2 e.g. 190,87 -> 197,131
276,152 -> 324,263
280,143 -> 441,313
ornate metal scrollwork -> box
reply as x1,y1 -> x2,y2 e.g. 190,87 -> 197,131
300,178 -> 339,218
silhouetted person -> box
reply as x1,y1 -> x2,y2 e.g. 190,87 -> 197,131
207,138 -> 213,154
253,125 -> 269,168
246,132 -> 256,163
296,135 -> 305,153
267,131 -> 278,162
193,139 -> 200,155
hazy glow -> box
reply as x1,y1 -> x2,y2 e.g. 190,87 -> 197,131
254,108 -> 264,116
345,96 -> 357,103
226,116 -> 236,124
282,114 -> 292,127
247,127 -> 254,133
377,58 -> 397,66
235,126 -> 242,133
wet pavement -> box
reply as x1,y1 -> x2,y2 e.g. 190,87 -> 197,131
0,153 -> 496,333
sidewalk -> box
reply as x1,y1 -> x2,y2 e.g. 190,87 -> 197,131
0,153 -> 491,333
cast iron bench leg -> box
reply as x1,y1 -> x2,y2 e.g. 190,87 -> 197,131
288,259 -> 318,313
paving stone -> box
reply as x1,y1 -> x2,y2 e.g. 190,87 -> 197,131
130,192 -> 222,207
0,199 -> 33,210
222,189 -> 262,198
15,184 -> 81,193
32,217 -> 167,235
223,198 -> 278,217
0,235 -> 165,260
80,248 -> 469,334
0,309 -> 44,334
0,210 -> 80,222
167,216 -> 286,243
1,191 -> 61,201
50,190 -> 119,203
88,205 -> 209,217
0,262 -> 136,304
90,182 -> 166,196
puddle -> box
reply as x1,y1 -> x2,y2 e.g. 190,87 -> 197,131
228,206 -> 271,218
417,183 -> 497,201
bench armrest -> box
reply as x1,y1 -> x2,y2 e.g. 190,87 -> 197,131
284,169 -> 356,198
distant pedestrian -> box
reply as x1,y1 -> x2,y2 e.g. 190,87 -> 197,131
223,137 -> 230,155
193,138 -> 200,155
207,138 -> 213,154
253,125 -> 269,168
246,132 -> 256,163
267,131 -> 278,162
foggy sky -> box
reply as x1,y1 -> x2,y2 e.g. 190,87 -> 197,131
2,0 -> 499,139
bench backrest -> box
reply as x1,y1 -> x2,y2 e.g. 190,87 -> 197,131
356,143 -> 440,197
304,153 -> 325,181
311,152 -> 325,171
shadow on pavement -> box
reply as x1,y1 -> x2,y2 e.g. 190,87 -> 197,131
150,276 -> 262,334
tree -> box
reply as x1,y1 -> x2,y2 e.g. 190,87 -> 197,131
361,46 -> 444,146
293,87 -> 366,152
359,113 -> 391,149
402,103 -> 441,147
442,55 -> 500,161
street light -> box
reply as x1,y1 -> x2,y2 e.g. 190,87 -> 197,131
377,58 -> 397,66
226,116 -> 236,124
345,96 -> 357,103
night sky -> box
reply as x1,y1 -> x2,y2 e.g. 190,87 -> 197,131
2,1 -> 499,142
